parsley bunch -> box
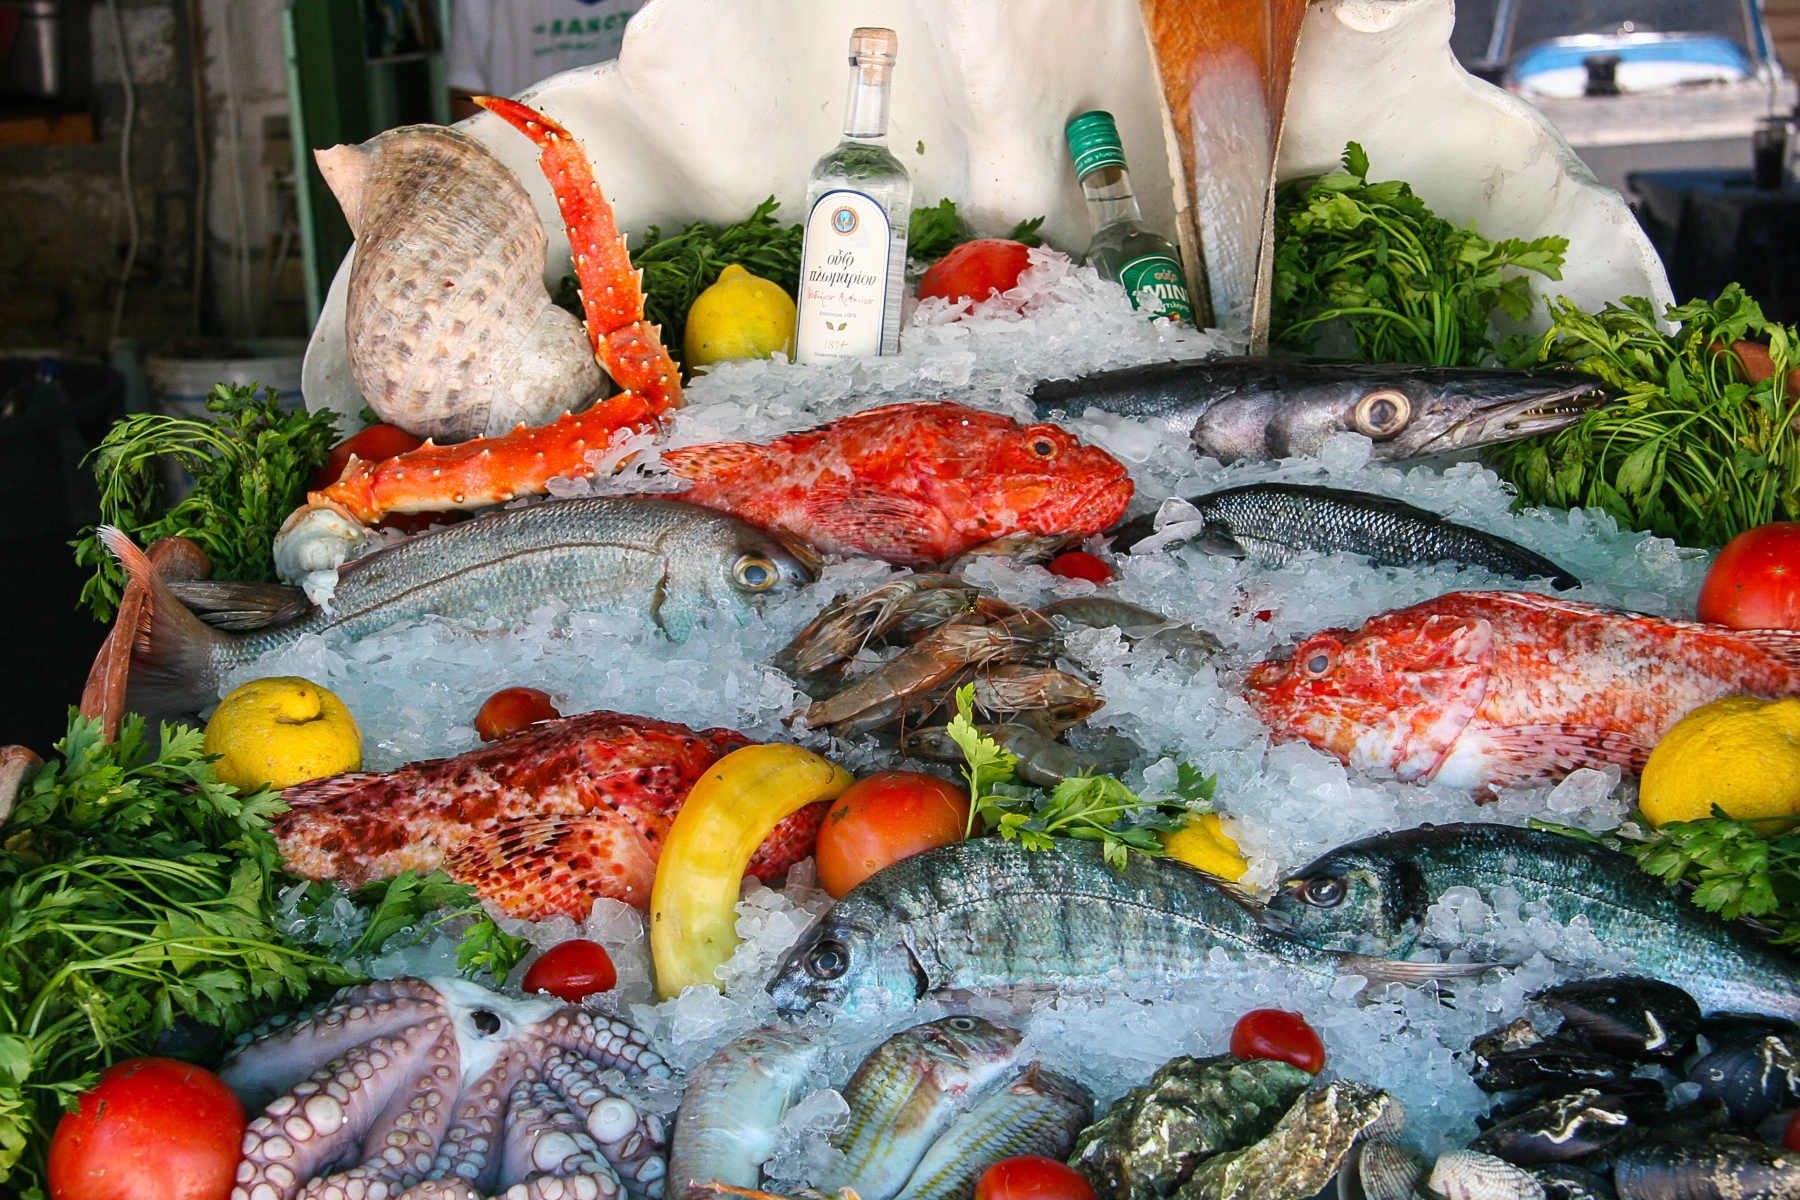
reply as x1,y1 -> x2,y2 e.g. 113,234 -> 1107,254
907,198 -> 1045,263
1272,142 -> 1567,366
71,383 -> 340,622
942,685 -> 1215,869
1626,811 -> 1800,941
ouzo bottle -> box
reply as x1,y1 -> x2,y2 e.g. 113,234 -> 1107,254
1065,110 -> 1194,323
794,27 -> 912,364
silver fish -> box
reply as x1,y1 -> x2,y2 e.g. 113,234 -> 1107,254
667,1026 -> 828,1197
828,1017 -> 1027,1200
893,1066 -> 1093,1200
1030,358 -> 1609,463
102,496 -> 816,719
1115,483 -> 1578,590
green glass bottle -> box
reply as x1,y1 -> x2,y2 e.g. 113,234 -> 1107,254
1065,110 -> 1195,324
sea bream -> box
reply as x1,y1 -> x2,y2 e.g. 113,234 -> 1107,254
1264,823 -> 1800,1020
1243,591 -> 1800,790
101,496 -> 815,720
1030,358 -> 1610,462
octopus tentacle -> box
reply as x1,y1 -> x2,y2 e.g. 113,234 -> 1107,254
301,1019 -> 462,1198
537,1010 -> 671,1079
499,1078 -> 623,1193
225,980 -> 449,1111
542,1053 -> 666,1200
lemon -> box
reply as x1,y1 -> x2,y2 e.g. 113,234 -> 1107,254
1641,696 -> 1800,829
683,264 -> 797,369
204,676 -> 362,791
1161,813 -> 1249,882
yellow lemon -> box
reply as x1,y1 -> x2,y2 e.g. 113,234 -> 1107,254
1641,695 -> 1800,829
683,264 -> 797,369
204,676 -> 362,791
1161,813 -> 1249,882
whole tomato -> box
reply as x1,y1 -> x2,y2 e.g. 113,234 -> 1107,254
917,239 -> 1033,306
309,423 -> 425,490
975,1156 -> 1097,1200
523,938 -> 618,1001
815,771 -> 970,898
1047,552 -> 1113,584
48,1057 -> 246,1200
475,687 -> 562,741
1229,1009 -> 1325,1074
1697,522 -> 1800,630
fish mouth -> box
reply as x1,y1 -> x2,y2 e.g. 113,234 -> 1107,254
773,531 -> 825,579
1418,377 -> 1612,453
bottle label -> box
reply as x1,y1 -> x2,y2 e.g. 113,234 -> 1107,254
1117,254 -> 1195,324
795,190 -> 894,364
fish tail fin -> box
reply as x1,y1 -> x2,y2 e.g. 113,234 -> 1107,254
99,526 -> 238,720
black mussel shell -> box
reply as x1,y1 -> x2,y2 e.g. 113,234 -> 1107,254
1535,977 -> 1702,1064
1472,1086 -> 1656,1166
1613,1134 -> 1800,1200
1482,1077 -> 1668,1130
1472,1035 -> 1638,1094
1689,1030 -> 1800,1125
1648,1098 -> 1734,1143
1533,1163 -> 1619,1200
1473,1017 -> 1549,1062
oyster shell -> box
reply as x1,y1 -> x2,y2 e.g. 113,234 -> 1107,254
1179,1078 -> 1404,1200
317,123 -> 603,441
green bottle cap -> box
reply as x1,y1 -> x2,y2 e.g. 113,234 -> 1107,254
1066,110 -> 1127,179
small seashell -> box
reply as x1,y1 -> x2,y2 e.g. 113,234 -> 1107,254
1338,1138 -> 1429,1200
1429,1149 -> 1547,1200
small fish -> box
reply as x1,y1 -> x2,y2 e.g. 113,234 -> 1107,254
102,496 -> 815,719
1264,822 -> 1800,1020
1030,358 -> 1609,463
1115,483 -> 1578,590
660,402 -> 1133,568
668,1026 -> 829,1196
893,1066 -> 1094,1200
768,838 -> 1366,1017
828,1017 -> 1027,1200
1244,591 -> 1800,789
274,711 -> 824,920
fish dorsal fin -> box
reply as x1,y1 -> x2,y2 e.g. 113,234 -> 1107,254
277,771 -> 384,807
314,142 -> 374,236
659,440 -> 766,481
439,811 -> 657,918
798,483 -> 954,564
1449,722 -> 1653,789
1720,625 -> 1800,672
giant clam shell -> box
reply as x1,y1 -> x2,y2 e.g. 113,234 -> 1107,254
1612,1135 -> 1800,1200
316,123 -> 602,442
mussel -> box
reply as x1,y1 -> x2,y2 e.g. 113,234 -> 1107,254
1532,1163 -> 1618,1200
1688,1026 -> 1800,1125
1534,978 -> 1702,1065
1470,1088 -> 1643,1166
1471,1037 -> 1637,1094
1612,1134 -> 1800,1200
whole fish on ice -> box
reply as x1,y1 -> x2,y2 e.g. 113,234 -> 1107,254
102,496 -> 815,720
660,402 -> 1133,568
1031,358 -> 1609,463
1244,590 -> 1800,789
1264,822 -> 1800,1020
1114,482 -> 1578,589
274,710 -> 824,919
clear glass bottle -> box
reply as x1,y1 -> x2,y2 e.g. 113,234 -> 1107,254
794,28 -> 912,365
1065,110 -> 1195,324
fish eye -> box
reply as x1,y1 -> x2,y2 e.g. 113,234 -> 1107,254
733,553 -> 779,591
1024,426 -> 1061,458
804,939 -> 850,979
1352,389 -> 1413,439
1296,875 -> 1346,908
1298,641 -> 1335,677
945,1016 -> 977,1032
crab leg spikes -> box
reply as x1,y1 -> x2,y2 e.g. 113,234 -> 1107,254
476,94 -> 682,413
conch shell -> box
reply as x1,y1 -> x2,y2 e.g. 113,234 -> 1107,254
315,124 -> 603,441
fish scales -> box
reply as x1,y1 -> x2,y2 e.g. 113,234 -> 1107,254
893,1067 -> 1093,1200
667,1027 -> 827,1196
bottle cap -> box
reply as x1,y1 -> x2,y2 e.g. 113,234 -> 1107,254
1066,110 -> 1127,179
849,27 -> 897,66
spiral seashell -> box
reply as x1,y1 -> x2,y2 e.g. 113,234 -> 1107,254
1428,1150 -> 1547,1200
316,124 -> 603,442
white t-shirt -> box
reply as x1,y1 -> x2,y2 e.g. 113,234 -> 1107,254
446,0 -> 646,98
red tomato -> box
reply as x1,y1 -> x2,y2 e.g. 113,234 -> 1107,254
48,1057 -> 246,1200
522,938 -> 618,1001
475,687 -> 562,741
1230,1009 -> 1325,1074
309,423 -> 425,490
1697,523 -> 1800,630
1047,552 -> 1114,584
917,239 -> 1033,306
815,771 -> 970,898
975,1156 -> 1096,1200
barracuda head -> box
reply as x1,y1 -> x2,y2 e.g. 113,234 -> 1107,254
768,904 -> 924,1016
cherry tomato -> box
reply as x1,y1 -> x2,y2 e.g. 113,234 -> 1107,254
475,687 -> 562,741
309,423 -> 425,490
1230,1009 -> 1325,1074
917,239 -> 1033,306
815,771 -> 970,898
974,1156 -> 1096,1200
48,1057 -> 246,1200
1047,552 -> 1113,584
1697,522 -> 1800,630
522,938 -> 618,1001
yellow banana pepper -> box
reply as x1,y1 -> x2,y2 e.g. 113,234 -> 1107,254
651,743 -> 854,999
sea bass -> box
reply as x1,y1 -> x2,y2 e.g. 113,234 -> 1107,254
102,496 -> 815,719
274,710 -> 824,919
1030,359 -> 1609,463
893,1066 -> 1092,1200
768,838 -> 1343,1017
1264,823 -> 1800,1020
1116,483 -> 1578,589
659,402 -> 1133,568
1243,591 -> 1800,789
